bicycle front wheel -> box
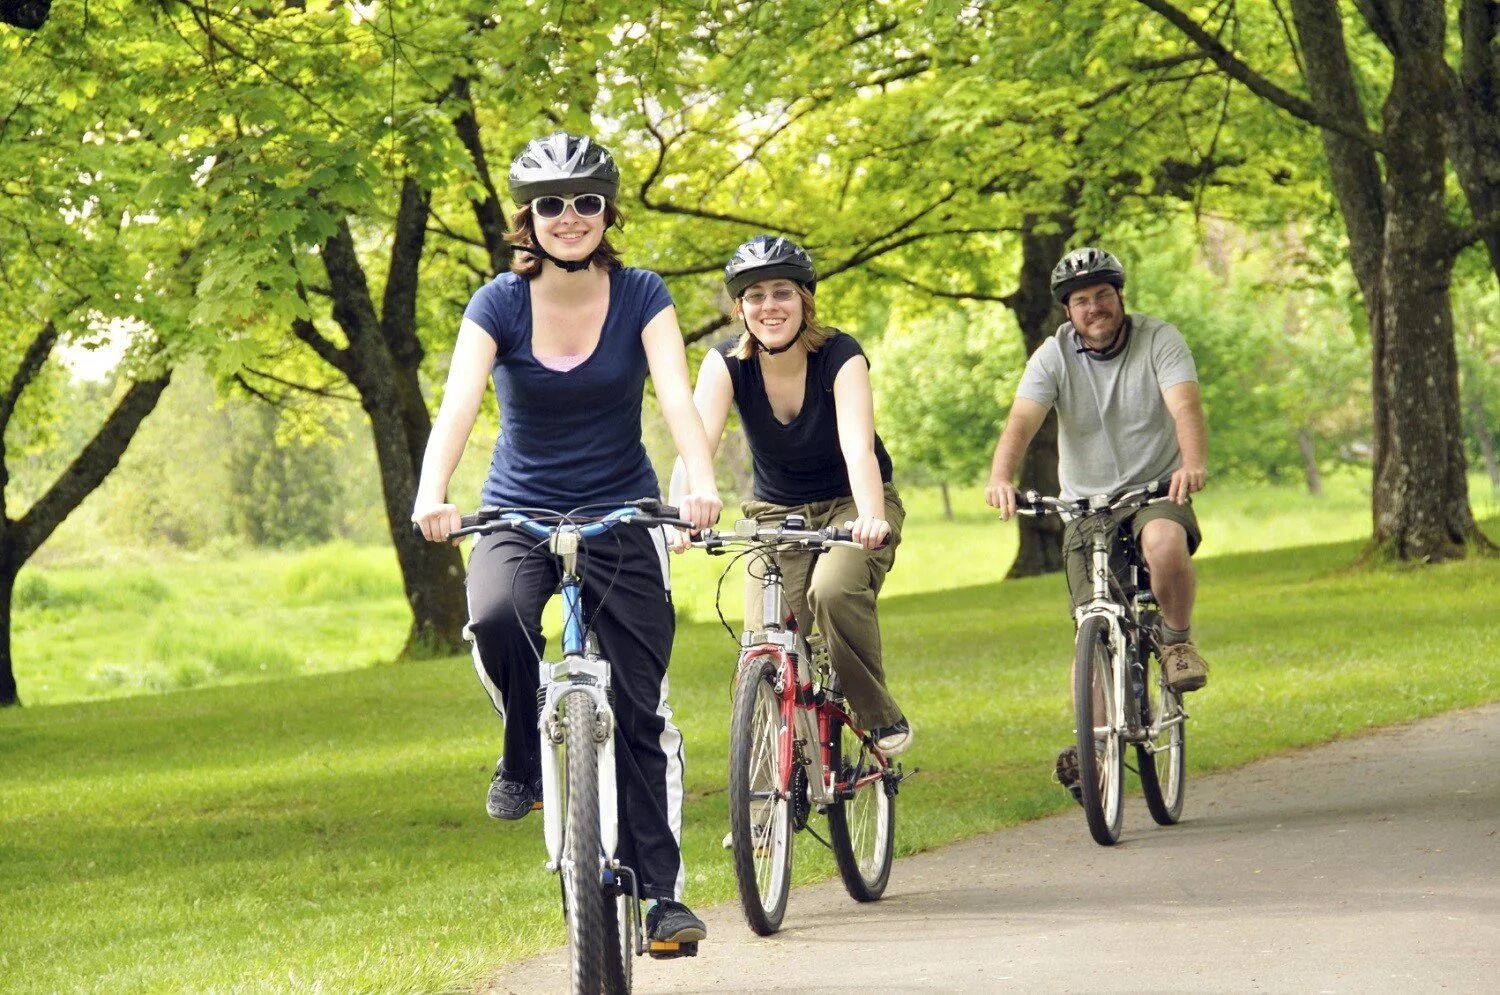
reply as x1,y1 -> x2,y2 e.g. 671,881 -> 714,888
826,714 -> 895,901
561,689 -> 605,994
1074,616 -> 1124,845
727,655 -> 793,935
601,888 -> 631,994
1138,644 -> 1187,826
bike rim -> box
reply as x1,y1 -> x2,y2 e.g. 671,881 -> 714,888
745,673 -> 789,909
1157,689 -> 1183,803
840,724 -> 890,881
1094,642 -> 1122,822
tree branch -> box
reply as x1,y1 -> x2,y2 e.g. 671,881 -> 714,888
683,313 -> 732,345
239,366 -> 358,403
868,265 -> 1015,304
1446,207 -> 1500,258
1351,0 -> 1401,54
12,370 -> 173,564
451,75 -> 510,275
1133,0 -> 1383,151
0,320 -> 59,434
380,177 -> 429,369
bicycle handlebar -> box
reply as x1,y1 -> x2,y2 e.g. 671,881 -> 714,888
686,522 -> 884,553
412,499 -> 694,542
1015,477 -> 1176,520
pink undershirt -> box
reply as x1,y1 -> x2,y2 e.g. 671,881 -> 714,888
535,353 -> 589,373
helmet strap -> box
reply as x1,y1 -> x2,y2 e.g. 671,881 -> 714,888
1073,317 -> 1131,361
524,240 -> 594,274
747,318 -> 806,356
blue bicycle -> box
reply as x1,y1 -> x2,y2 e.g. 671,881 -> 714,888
443,498 -> 694,995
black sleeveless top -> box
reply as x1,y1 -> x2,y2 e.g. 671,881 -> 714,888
715,331 -> 894,505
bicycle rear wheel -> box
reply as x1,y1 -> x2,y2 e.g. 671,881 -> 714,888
826,714 -> 894,901
727,655 -> 794,935
1138,646 -> 1187,826
1074,616 -> 1124,845
561,689 -> 605,994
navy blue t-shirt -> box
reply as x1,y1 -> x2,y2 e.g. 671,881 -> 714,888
716,331 -> 894,505
463,268 -> 672,510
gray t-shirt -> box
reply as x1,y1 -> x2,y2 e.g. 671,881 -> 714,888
1014,314 -> 1197,500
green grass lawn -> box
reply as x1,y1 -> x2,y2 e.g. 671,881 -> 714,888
3,527 -> 1497,993
18,471 -> 1494,707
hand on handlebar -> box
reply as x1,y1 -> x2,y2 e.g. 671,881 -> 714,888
411,500 -> 463,544
986,479 -> 1020,521
664,524 -> 693,554
1169,465 -> 1207,504
842,516 -> 890,551
676,490 -> 723,532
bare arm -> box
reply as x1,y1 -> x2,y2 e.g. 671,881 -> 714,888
668,349 -> 734,503
642,306 -> 722,530
829,356 -> 889,549
1162,380 -> 1208,503
984,397 -> 1049,519
412,319 -> 497,541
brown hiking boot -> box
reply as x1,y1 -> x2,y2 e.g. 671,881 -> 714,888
1160,642 -> 1209,692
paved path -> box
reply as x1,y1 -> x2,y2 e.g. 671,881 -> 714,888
485,705 -> 1500,993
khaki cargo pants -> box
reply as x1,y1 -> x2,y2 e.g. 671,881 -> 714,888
740,483 -> 905,730
1063,499 -> 1201,607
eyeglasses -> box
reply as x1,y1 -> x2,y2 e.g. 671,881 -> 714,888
531,193 -> 607,220
741,287 -> 799,307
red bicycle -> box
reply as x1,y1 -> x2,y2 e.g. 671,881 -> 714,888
691,518 -> 914,935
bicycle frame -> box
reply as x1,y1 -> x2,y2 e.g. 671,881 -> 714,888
1024,483 -> 1185,748
736,546 -> 886,810
477,510 -> 652,909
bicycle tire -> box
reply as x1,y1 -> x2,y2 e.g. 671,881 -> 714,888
826,713 -> 895,901
601,888 -> 631,994
561,689 -> 605,994
727,655 -> 793,935
1137,646 -> 1186,826
1074,616 -> 1124,845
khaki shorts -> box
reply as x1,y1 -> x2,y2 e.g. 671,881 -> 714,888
1063,500 -> 1201,607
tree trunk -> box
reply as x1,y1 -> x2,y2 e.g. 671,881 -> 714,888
939,481 -> 953,521
1282,0 -> 1490,560
1368,44 -> 1491,560
318,214 -> 469,657
1298,429 -> 1323,496
0,558 -> 17,707
1470,393 -> 1500,491
0,360 -> 172,706
1006,219 -> 1071,578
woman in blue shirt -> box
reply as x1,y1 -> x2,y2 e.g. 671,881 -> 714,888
412,133 -> 720,943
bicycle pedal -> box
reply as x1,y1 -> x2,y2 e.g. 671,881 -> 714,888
647,940 -> 699,959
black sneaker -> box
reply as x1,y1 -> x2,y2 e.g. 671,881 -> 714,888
486,763 -> 542,821
1054,746 -> 1083,805
870,716 -> 913,757
646,899 -> 707,943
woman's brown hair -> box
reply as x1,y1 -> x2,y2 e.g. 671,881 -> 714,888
729,283 -> 832,360
504,201 -> 625,278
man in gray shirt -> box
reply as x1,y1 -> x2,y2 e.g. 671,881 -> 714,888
985,248 -> 1209,790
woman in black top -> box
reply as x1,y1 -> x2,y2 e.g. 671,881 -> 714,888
670,235 -> 911,755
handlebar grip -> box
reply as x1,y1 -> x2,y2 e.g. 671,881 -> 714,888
825,528 -> 854,543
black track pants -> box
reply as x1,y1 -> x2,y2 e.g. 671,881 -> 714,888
464,524 -> 686,900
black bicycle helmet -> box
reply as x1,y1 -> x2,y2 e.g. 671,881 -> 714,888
1050,247 -> 1126,304
508,132 -> 620,204
723,235 -> 817,298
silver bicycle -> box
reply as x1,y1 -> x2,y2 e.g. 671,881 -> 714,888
1018,479 -> 1187,845
445,499 -> 696,994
